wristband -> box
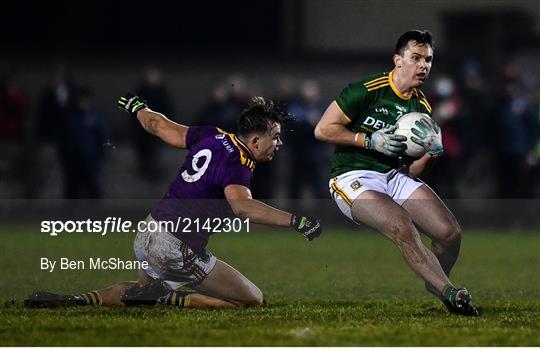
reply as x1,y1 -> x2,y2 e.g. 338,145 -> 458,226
363,134 -> 371,149
290,214 -> 297,227
354,132 -> 370,149
356,132 -> 371,149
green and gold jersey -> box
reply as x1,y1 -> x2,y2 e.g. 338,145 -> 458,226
331,71 -> 433,177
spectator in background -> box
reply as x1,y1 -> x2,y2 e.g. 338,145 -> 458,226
37,66 -> 76,144
530,140 -> 540,198
198,74 -> 250,133
228,75 -> 250,129
527,76 -> 540,198
456,60 -> 499,197
133,66 -> 174,180
460,60 -> 495,156
495,73 -> 539,198
0,74 -> 28,141
223,75 -> 251,132
36,67 -> 79,198
61,87 -> 108,199
274,75 -> 295,107
0,73 -> 29,197
286,79 -> 328,199
425,76 -> 463,198
197,82 -> 229,125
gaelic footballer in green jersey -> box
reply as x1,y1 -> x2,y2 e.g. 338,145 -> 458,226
315,30 -> 479,316
332,70 -> 433,176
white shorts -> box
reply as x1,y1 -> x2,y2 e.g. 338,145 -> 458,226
134,215 -> 217,290
329,169 -> 424,222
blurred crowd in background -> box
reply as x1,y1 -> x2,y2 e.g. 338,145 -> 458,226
1,0 -> 539,203
1,59 -> 538,200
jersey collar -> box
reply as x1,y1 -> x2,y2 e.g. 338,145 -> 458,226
233,134 -> 256,161
389,71 -> 413,100
216,128 -> 256,170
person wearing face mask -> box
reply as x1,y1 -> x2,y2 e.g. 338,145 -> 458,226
315,30 -> 478,316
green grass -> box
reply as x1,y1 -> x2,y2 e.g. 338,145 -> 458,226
0,226 -> 539,346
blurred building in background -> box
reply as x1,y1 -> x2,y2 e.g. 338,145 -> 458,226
0,0 -> 538,204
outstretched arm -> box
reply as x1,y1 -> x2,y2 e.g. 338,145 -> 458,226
118,93 -> 189,148
225,184 -> 292,227
136,107 -> 189,148
224,184 -> 322,241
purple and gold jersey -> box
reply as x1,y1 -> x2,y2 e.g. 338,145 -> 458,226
152,126 -> 256,252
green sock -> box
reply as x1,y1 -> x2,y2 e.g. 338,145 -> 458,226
442,284 -> 458,305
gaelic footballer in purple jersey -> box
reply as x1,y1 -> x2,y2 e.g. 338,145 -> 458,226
24,95 -> 322,310
152,126 -> 256,252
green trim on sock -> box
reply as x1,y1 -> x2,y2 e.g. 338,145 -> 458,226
442,284 -> 457,305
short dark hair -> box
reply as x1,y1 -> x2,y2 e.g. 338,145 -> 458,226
395,30 -> 434,56
237,97 -> 292,137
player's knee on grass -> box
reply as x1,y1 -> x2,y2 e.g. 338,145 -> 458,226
241,296 -> 263,307
203,290 -> 263,308
238,286 -> 264,307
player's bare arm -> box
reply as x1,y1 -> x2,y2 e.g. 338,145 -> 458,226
224,184 -> 322,241
407,153 -> 435,178
224,184 -> 292,227
315,101 -> 406,157
118,93 -> 189,148
136,107 -> 189,148
314,101 -> 358,146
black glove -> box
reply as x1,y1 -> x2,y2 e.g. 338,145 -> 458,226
291,214 -> 322,241
118,93 -> 148,116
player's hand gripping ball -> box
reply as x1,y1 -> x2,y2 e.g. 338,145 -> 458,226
118,93 -> 148,116
367,125 -> 407,157
291,215 -> 322,241
394,112 -> 443,157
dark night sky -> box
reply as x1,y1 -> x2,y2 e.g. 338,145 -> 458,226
1,1 -> 281,53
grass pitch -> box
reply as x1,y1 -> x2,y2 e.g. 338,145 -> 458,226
0,226 -> 539,346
